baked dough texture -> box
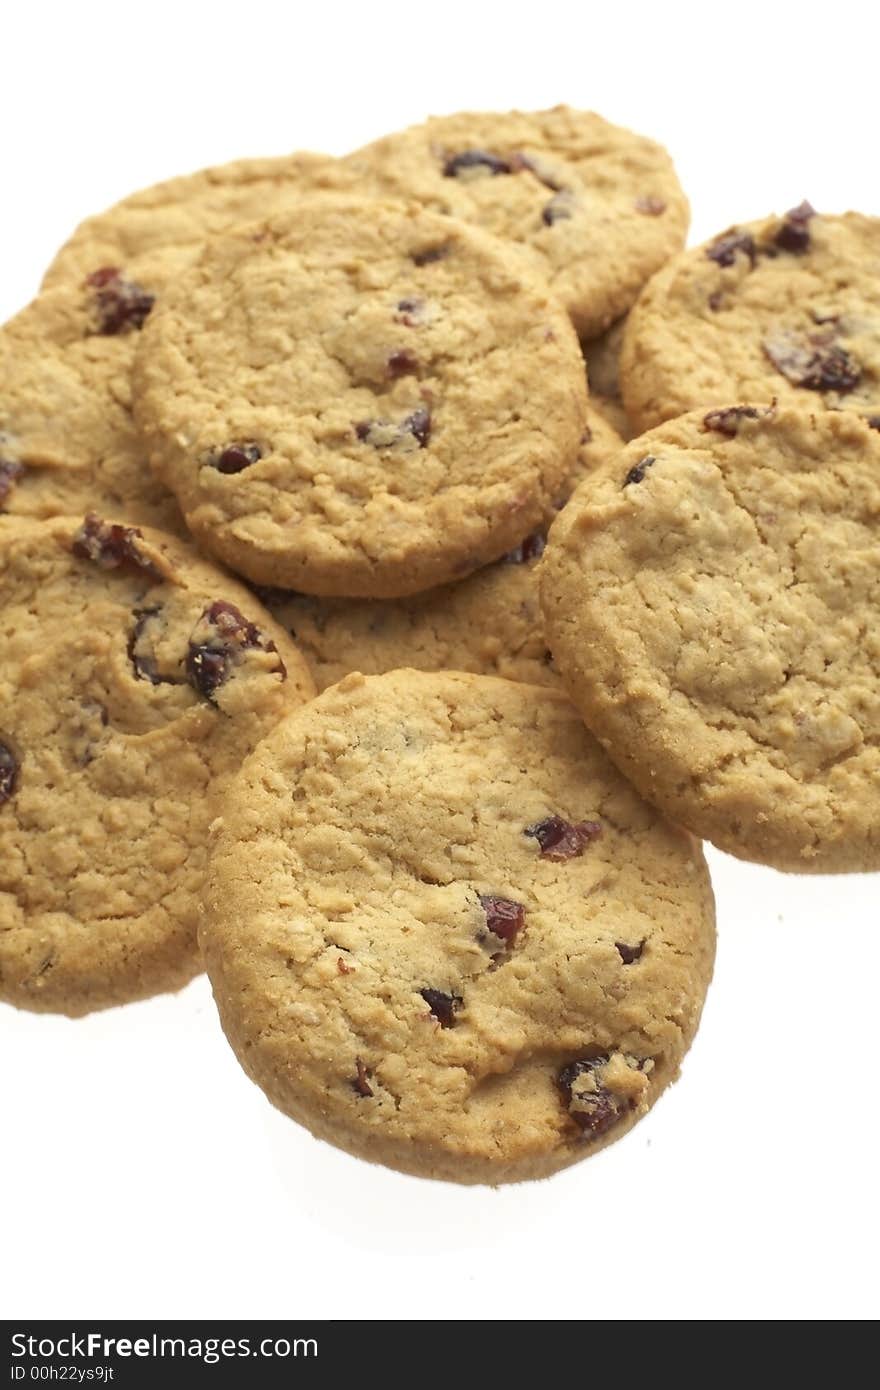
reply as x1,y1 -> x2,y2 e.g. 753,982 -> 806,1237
202,670 -> 715,1183
133,197 -> 587,598
344,107 -> 689,337
0,515 -> 314,1015
541,405 -> 880,871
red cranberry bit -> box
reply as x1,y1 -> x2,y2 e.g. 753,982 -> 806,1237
763,332 -> 861,393
352,1058 -> 373,1098
185,599 -> 285,703
479,894 -> 525,946
85,266 -> 154,335
0,457 -> 23,509
0,739 -> 19,806
411,244 -> 452,266
210,442 -> 263,474
580,425 -> 593,445
706,230 -> 757,269
708,290 -> 723,312
524,815 -> 602,861
504,530 -> 546,564
404,406 -> 431,447
635,195 -> 667,215
616,941 -> 644,964
557,1057 -> 625,1138
420,988 -> 462,1027
774,200 -> 816,253
443,149 -> 511,177
72,515 -> 165,581
387,349 -> 420,379
394,297 -> 425,326
623,455 -> 655,487
867,416 -> 880,431
703,406 -> 763,437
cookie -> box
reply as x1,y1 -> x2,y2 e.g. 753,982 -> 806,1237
262,408 -> 623,689
41,152 -> 350,298
582,316 -> 635,440
620,207 -> 880,431
0,514 -> 314,1016
133,197 -> 587,598
202,670 -> 715,1184
0,283 -> 183,532
343,107 -> 689,338
540,405 -> 880,872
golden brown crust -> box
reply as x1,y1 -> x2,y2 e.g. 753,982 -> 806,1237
202,670 -> 715,1183
541,405 -> 880,871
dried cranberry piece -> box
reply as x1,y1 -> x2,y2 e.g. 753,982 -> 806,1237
404,407 -> 431,447
395,297 -> 425,326
0,457 -> 23,509
479,893 -> 525,946
774,200 -> 816,253
420,988 -> 462,1027
210,442 -> 262,474
635,195 -> 667,215
557,1057 -> 625,1138
185,600 -> 285,703
703,406 -> 763,437
72,515 -> 165,582
524,815 -> 602,861
387,349 -> 420,378
85,266 -> 154,334
443,149 -> 511,177
542,192 -> 574,226
616,941 -> 644,964
708,290 -> 723,312
411,244 -> 452,266
867,416 -> 880,431
504,530 -> 546,564
706,231 -> 757,269
580,425 -> 593,445
763,332 -> 861,393
352,1058 -> 373,1098
623,455 -> 655,487
0,738 -> 19,806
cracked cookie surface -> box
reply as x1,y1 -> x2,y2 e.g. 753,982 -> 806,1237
133,197 -> 586,598
261,407 -> 623,688
0,284 -> 184,532
202,669 -> 715,1183
343,107 -> 689,338
540,405 -> 880,871
0,515 -> 314,1016
41,152 -> 351,299
621,209 -> 880,430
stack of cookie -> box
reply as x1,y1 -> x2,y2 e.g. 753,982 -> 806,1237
1,108 -> 877,1185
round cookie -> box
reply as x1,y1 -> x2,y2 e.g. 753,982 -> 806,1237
133,197 -> 587,598
0,514 -> 315,1016
582,316 -> 635,440
621,207 -> 880,431
202,670 -> 715,1184
0,283 -> 183,533
262,408 -> 623,689
42,152 -> 350,298
343,107 -> 689,338
540,405 -> 880,872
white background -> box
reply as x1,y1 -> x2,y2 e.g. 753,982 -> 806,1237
2,0 -> 878,1323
